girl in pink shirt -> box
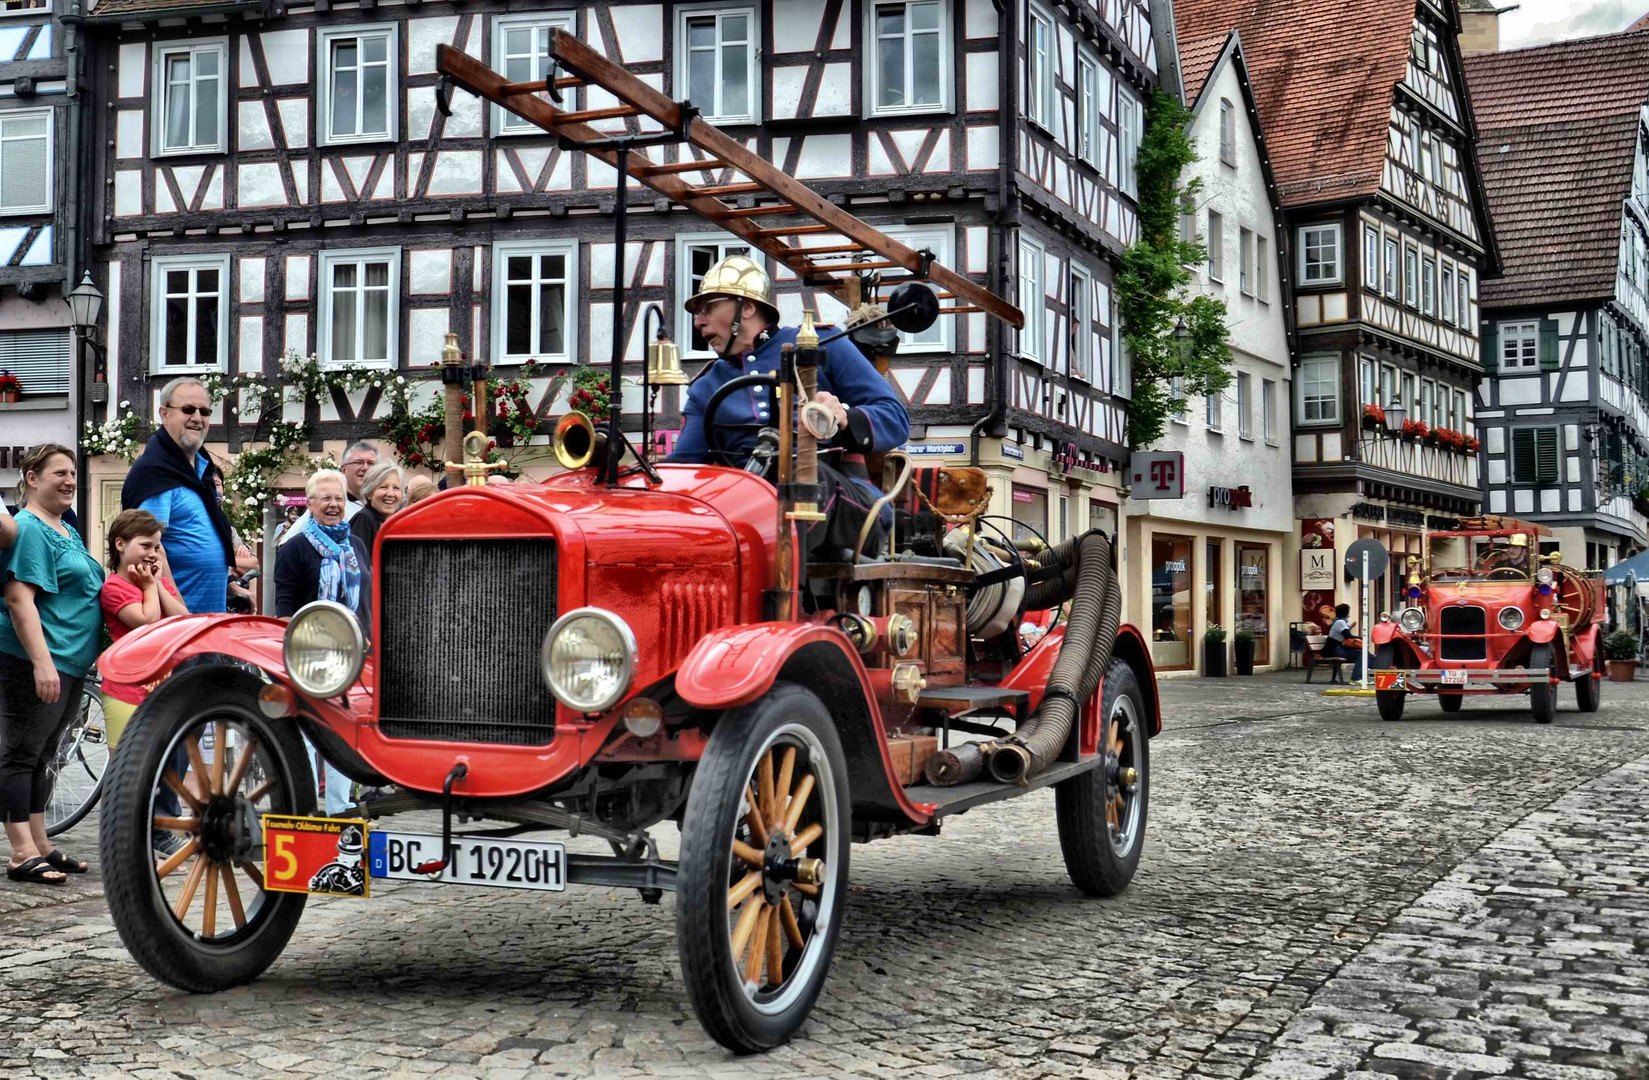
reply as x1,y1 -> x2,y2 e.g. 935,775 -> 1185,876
100,509 -> 189,643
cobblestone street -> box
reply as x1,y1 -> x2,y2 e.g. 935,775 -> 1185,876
1,671 -> 1645,1080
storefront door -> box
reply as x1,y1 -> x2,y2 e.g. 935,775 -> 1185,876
1239,545 -> 1269,665
1151,535 -> 1193,669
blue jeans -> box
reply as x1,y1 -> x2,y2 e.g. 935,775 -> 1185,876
305,738 -> 354,816
1336,643 -> 1364,681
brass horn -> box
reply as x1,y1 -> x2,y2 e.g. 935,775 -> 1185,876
553,410 -> 607,470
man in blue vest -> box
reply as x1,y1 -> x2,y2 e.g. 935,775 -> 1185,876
667,256 -> 909,558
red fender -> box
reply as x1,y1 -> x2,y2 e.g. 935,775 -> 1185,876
1526,619 -> 1560,644
675,621 -> 934,825
1572,623 -> 1600,670
1371,621 -> 1400,646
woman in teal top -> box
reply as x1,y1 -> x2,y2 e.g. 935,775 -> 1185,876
1,444 -> 103,885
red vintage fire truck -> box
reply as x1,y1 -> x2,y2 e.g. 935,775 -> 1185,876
1370,517 -> 1605,723
94,34 -> 1159,1053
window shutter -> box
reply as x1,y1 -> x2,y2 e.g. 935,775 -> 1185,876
1539,318 -> 1560,371
1536,428 -> 1559,485
1511,428 -> 1534,482
1481,322 -> 1497,374
0,329 -> 71,396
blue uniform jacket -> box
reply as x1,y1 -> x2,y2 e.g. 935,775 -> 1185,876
668,327 -> 910,467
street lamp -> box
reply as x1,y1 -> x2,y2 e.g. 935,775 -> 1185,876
1383,397 -> 1406,435
67,270 -> 104,331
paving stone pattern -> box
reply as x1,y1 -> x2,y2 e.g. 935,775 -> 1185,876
0,672 -> 1645,1079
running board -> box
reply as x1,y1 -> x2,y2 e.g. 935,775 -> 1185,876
905,756 -> 1101,818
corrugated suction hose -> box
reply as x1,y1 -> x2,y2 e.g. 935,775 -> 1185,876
983,530 -> 1121,784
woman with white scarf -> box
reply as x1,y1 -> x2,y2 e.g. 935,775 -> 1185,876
274,469 -> 372,815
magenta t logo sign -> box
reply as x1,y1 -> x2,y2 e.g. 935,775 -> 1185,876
1150,459 -> 1177,491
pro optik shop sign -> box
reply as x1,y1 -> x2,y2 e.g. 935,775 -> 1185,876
1207,485 -> 1253,511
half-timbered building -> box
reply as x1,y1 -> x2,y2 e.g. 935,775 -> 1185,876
1123,28 -> 1294,675
75,0 -> 1158,555
0,0 -> 87,505
1464,30 -> 1649,572
1178,0 -> 1500,626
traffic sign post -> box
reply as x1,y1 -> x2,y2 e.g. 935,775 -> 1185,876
1344,539 -> 1389,691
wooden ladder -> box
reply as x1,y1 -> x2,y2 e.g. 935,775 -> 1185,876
435,34 -> 1024,330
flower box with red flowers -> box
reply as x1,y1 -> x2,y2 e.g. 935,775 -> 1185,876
1362,404 -> 1385,428
1402,419 -> 1429,441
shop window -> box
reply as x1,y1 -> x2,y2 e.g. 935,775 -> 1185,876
1011,484 -> 1048,545
1151,535 -> 1193,669
1206,540 -> 1223,631
1239,545 -> 1269,666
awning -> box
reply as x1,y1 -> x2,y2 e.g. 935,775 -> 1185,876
1603,549 -> 1649,584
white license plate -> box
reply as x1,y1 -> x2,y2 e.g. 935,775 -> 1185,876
1440,669 -> 1470,686
367,831 -> 566,891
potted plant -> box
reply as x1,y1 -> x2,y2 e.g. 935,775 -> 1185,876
1603,629 -> 1639,682
0,370 -> 19,404
1203,623 -> 1228,678
1233,628 -> 1257,675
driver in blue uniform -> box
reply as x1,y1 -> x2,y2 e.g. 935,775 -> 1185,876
668,256 -> 909,558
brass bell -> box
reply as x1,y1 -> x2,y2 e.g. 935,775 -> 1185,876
646,330 -> 686,386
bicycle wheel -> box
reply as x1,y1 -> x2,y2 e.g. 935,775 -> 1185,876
46,679 -> 111,837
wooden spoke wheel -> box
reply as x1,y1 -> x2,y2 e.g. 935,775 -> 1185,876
100,668 -> 315,992
1055,656 -> 1150,897
677,682 -> 849,1054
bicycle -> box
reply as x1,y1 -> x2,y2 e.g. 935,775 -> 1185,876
44,673 -> 110,837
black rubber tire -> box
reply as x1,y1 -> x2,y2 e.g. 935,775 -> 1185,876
1374,645 -> 1405,722
1529,644 -> 1557,724
1439,694 -> 1464,713
100,667 -> 315,992
1575,671 -> 1601,713
46,686 -> 108,837
676,682 -> 851,1054
1055,656 -> 1149,897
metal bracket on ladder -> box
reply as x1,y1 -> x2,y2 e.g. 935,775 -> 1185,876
435,35 -> 1023,330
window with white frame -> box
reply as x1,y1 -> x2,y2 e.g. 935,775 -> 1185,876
1237,372 -> 1251,438
1117,85 -> 1141,199
1383,236 -> 1399,298
1404,244 -> 1419,306
1255,235 -> 1269,300
677,234 -> 754,357
1422,256 -> 1436,316
1457,267 -> 1470,325
1026,3 -> 1054,131
1499,320 -> 1539,371
1262,378 -> 1275,442
881,224 -> 954,353
678,6 -> 759,124
1381,364 -> 1397,408
151,254 -> 229,372
493,13 -> 577,134
1017,234 -> 1045,364
1219,99 -> 1235,167
1171,375 -> 1186,418
0,109 -> 51,215
1239,227 -> 1253,294
318,248 -> 400,368
1179,196 -> 1194,246
1207,210 -> 1224,280
1069,262 -> 1092,381
0,1 -> 50,12
1360,356 -> 1376,406
1298,223 -> 1341,284
1297,356 -> 1339,425
1077,50 -> 1100,166
1113,295 -> 1131,399
153,40 -> 226,155
492,240 -> 576,364
1363,225 -> 1380,289
1206,387 -> 1222,431
1402,372 -> 1417,416
320,25 -> 397,144
1454,389 -> 1468,433
1419,379 -> 1433,427
1441,263 -> 1455,324
870,1 -> 950,115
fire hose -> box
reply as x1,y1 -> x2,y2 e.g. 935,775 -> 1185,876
973,529 -> 1121,785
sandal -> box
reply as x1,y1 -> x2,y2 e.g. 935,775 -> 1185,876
42,849 -> 88,874
6,856 -> 66,886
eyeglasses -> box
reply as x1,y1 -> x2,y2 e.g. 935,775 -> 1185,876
165,404 -> 210,417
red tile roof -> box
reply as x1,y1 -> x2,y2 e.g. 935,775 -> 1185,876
89,0 -> 262,17
1464,30 -> 1649,307
1179,31 -> 1231,108
1632,12 -> 1649,32
1174,0 -> 1418,207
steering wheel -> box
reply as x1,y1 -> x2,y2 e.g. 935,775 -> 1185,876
701,373 -> 781,468
1485,567 -> 1527,581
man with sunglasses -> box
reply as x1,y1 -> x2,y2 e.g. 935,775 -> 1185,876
121,378 -> 234,616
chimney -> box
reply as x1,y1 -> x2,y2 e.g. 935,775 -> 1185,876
1459,1 -> 1518,54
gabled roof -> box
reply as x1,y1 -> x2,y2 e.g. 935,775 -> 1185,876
1179,32 -> 1229,107
87,0 -> 264,20
1464,30 -> 1649,307
1174,0 -> 1418,207
1632,12 -> 1649,32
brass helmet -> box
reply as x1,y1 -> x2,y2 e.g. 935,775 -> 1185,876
684,255 -> 778,322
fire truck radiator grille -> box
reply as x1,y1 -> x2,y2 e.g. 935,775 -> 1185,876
1439,606 -> 1487,660
377,539 -> 558,745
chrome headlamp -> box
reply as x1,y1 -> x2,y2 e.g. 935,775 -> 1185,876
1398,607 -> 1426,633
283,601 -> 366,698
1535,567 -> 1555,585
1498,607 -> 1526,631
542,607 -> 637,713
